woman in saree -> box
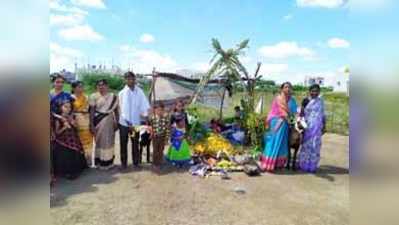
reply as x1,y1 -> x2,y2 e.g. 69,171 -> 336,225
260,82 -> 293,172
89,79 -> 119,170
49,74 -> 73,184
298,84 -> 326,173
71,81 -> 93,164
49,74 -> 74,114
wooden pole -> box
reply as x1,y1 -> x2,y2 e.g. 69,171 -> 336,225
219,86 -> 226,120
151,67 -> 157,105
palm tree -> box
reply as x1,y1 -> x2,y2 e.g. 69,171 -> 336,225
190,38 -> 250,119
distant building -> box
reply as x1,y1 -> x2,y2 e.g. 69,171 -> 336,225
74,63 -> 124,78
305,76 -> 325,86
305,75 -> 349,94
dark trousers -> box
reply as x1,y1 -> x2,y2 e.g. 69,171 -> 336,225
139,132 -> 151,163
119,124 -> 140,167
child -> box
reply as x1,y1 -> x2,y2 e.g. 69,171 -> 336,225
166,115 -> 191,168
170,100 -> 189,129
149,103 -> 169,168
53,101 -> 87,180
210,118 -> 222,133
234,106 -> 243,121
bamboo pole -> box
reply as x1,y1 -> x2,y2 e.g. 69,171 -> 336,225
219,86 -> 226,120
149,67 -> 157,104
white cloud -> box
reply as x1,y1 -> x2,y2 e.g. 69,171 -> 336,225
192,62 -> 211,72
259,63 -> 289,75
258,42 -> 315,59
120,46 -> 178,73
297,0 -> 347,8
50,13 -> 85,27
59,24 -> 104,41
71,0 -> 106,9
140,33 -> 155,43
50,0 -> 88,15
50,42 -> 83,72
328,38 -> 351,48
283,14 -> 293,20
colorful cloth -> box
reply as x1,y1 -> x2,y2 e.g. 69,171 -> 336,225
89,92 -> 119,168
49,91 -> 74,145
261,117 -> 289,171
49,91 -> 74,113
299,97 -> 325,172
288,97 -> 298,116
54,116 -> 84,152
266,94 -> 289,123
150,113 -> 169,137
165,127 -> 191,166
53,116 -> 87,178
72,94 -> 93,162
261,94 -> 293,171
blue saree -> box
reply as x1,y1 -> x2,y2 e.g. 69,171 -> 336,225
261,96 -> 297,171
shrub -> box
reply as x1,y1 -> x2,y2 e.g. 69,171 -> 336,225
78,72 -> 151,95
80,72 -> 124,93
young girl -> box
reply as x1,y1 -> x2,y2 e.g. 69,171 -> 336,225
166,114 -> 191,168
149,103 -> 169,169
53,101 -> 87,179
170,100 -> 189,129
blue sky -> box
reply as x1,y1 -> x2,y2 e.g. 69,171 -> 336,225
50,0 -> 399,86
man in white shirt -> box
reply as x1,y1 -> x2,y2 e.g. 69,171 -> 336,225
118,71 -> 150,169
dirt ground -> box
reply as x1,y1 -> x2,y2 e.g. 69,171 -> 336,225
50,133 -> 349,225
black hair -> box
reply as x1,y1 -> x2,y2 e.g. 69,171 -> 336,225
124,71 -> 136,79
71,81 -> 83,94
51,73 -> 65,83
96,79 -> 108,86
56,100 -> 73,115
309,84 -> 321,92
280,81 -> 292,90
173,100 -> 184,112
234,106 -> 241,111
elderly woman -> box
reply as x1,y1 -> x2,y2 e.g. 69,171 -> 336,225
261,82 -> 297,172
298,84 -> 326,173
89,79 -> 119,170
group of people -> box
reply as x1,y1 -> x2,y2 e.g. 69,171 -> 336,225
50,72 -> 192,183
261,82 -> 326,173
50,72 -> 326,183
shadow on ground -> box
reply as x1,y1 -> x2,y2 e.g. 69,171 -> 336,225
273,165 -> 349,182
50,168 -> 119,208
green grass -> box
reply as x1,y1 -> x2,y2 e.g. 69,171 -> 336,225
192,91 -> 349,135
